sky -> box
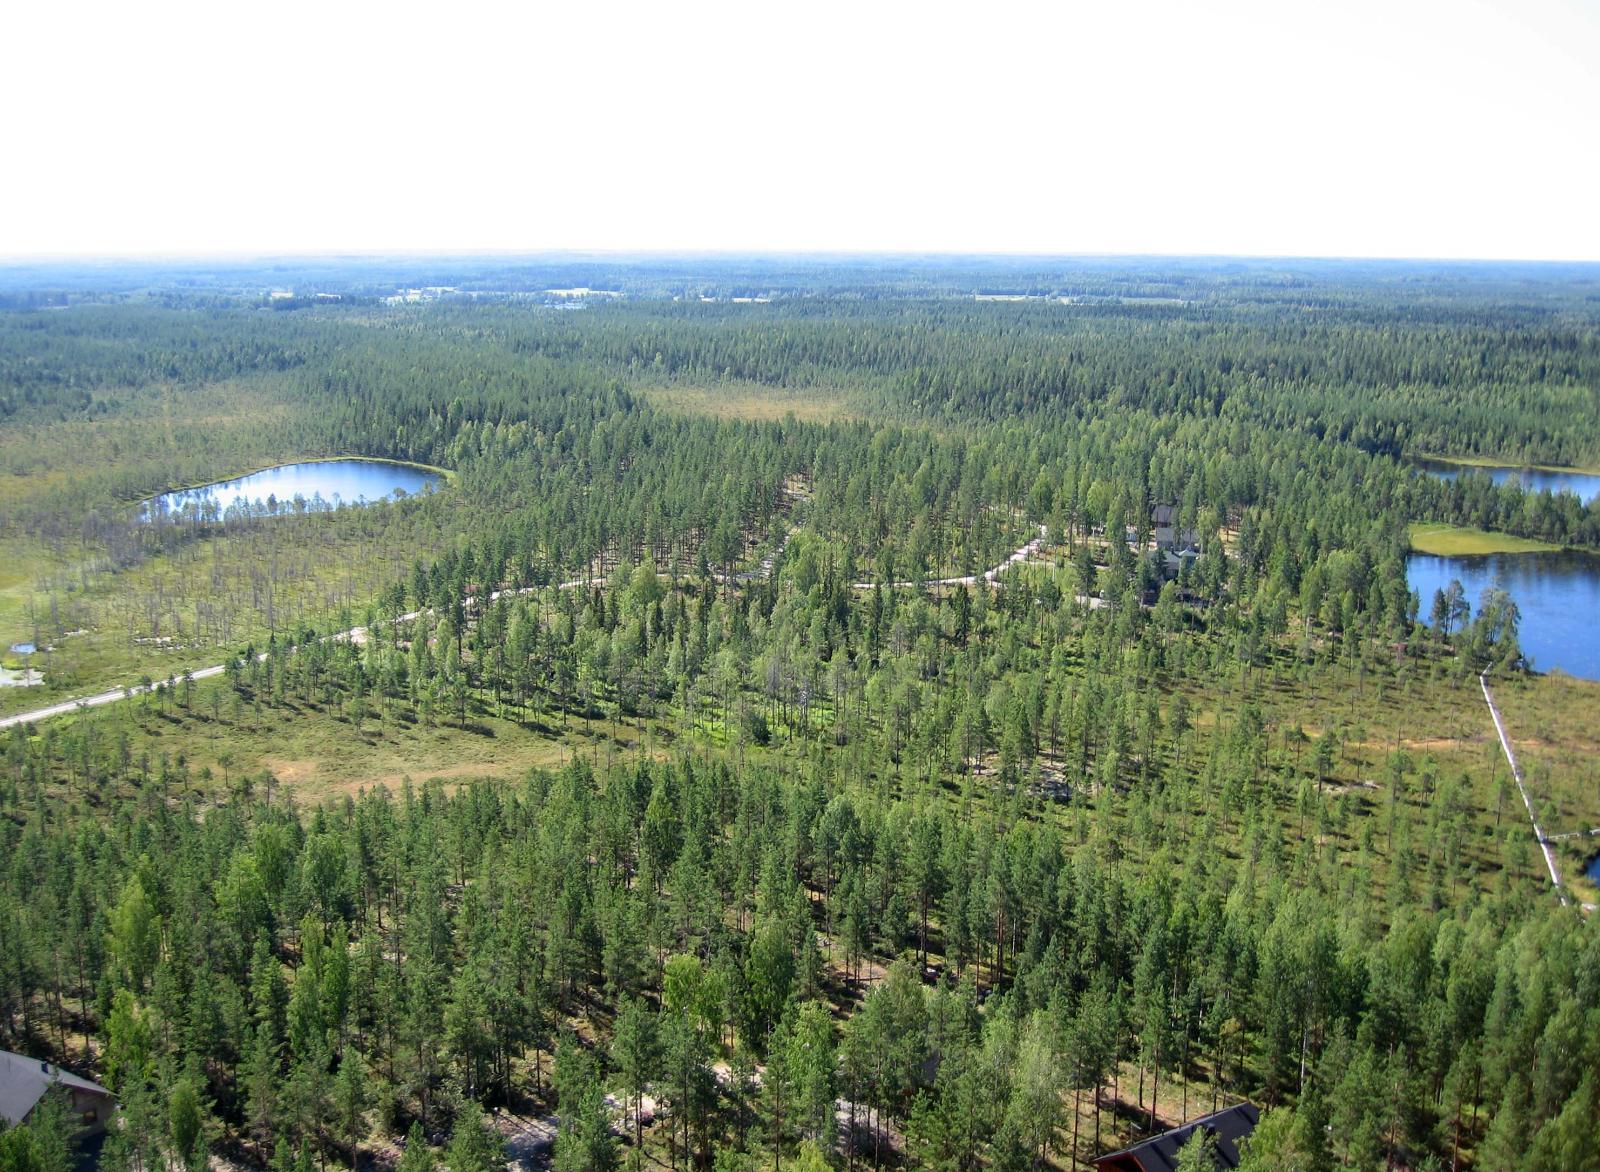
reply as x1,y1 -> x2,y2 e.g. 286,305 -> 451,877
4,0 -> 1599,261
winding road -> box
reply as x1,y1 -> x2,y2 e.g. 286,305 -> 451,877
0,663 -> 232,731
1,529 -> 1061,733
0,577 -> 599,733
851,526 -> 1048,589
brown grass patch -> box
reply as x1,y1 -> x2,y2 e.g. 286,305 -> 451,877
313,761 -> 523,799
642,382 -> 857,423
1346,734 -> 1488,753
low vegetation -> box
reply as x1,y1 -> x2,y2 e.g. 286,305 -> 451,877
1406,522 -> 1562,556
2,257 -> 1599,1170
641,380 -> 859,424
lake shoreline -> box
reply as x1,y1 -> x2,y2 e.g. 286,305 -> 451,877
1413,451 -> 1600,477
1408,549 -> 1600,681
144,457 -> 447,520
1407,522 -> 1565,557
140,453 -> 454,506
141,454 -> 454,509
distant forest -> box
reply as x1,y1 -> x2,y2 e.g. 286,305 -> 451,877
1,258 -> 1597,1171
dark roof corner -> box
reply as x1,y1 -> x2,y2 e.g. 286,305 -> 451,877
1092,1103 -> 1260,1172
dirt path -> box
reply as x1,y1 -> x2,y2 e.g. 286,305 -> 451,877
0,661 -> 231,731
851,525 -> 1049,589
0,575 -> 609,733
2,525 -> 1057,733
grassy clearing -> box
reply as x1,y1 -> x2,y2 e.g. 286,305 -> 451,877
0,537 -> 49,646
642,381 -> 858,423
40,680 -> 671,806
181,705 -> 650,802
1407,521 -> 1561,556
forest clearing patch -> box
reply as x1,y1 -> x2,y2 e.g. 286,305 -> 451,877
643,381 -> 857,423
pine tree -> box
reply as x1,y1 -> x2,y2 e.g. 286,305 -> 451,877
1006,1012 -> 1063,1166
610,996 -> 660,1151
333,1054 -> 370,1168
1175,1128 -> 1218,1172
167,1071 -> 207,1172
444,1102 -> 501,1172
0,1088 -> 74,1172
788,1001 -> 837,1151
395,1122 -> 435,1172
553,1039 -> 618,1172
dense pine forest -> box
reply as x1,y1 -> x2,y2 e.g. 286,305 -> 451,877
1,257 -> 1598,1172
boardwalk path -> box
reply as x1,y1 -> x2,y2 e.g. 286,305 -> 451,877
1478,672 -> 1570,906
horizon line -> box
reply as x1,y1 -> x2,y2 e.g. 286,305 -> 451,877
4,247 -> 1600,268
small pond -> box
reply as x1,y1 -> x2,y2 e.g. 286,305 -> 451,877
1407,551 -> 1600,680
146,459 -> 440,520
1414,457 -> 1600,504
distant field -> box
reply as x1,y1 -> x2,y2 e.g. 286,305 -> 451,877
641,381 -> 858,423
1407,521 -> 1562,556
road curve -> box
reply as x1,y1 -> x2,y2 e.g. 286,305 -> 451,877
851,526 -> 1049,590
0,576 -> 608,733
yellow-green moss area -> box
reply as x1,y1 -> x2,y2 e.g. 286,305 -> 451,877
1417,452 -> 1600,476
1408,522 -> 1561,556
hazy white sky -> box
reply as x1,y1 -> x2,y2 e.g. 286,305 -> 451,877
4,0 -> 1598,260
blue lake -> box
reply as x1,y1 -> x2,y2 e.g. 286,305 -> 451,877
147,459 -> 440,519
1407,551 -> 1600,681
1414,457 -> 1600,504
